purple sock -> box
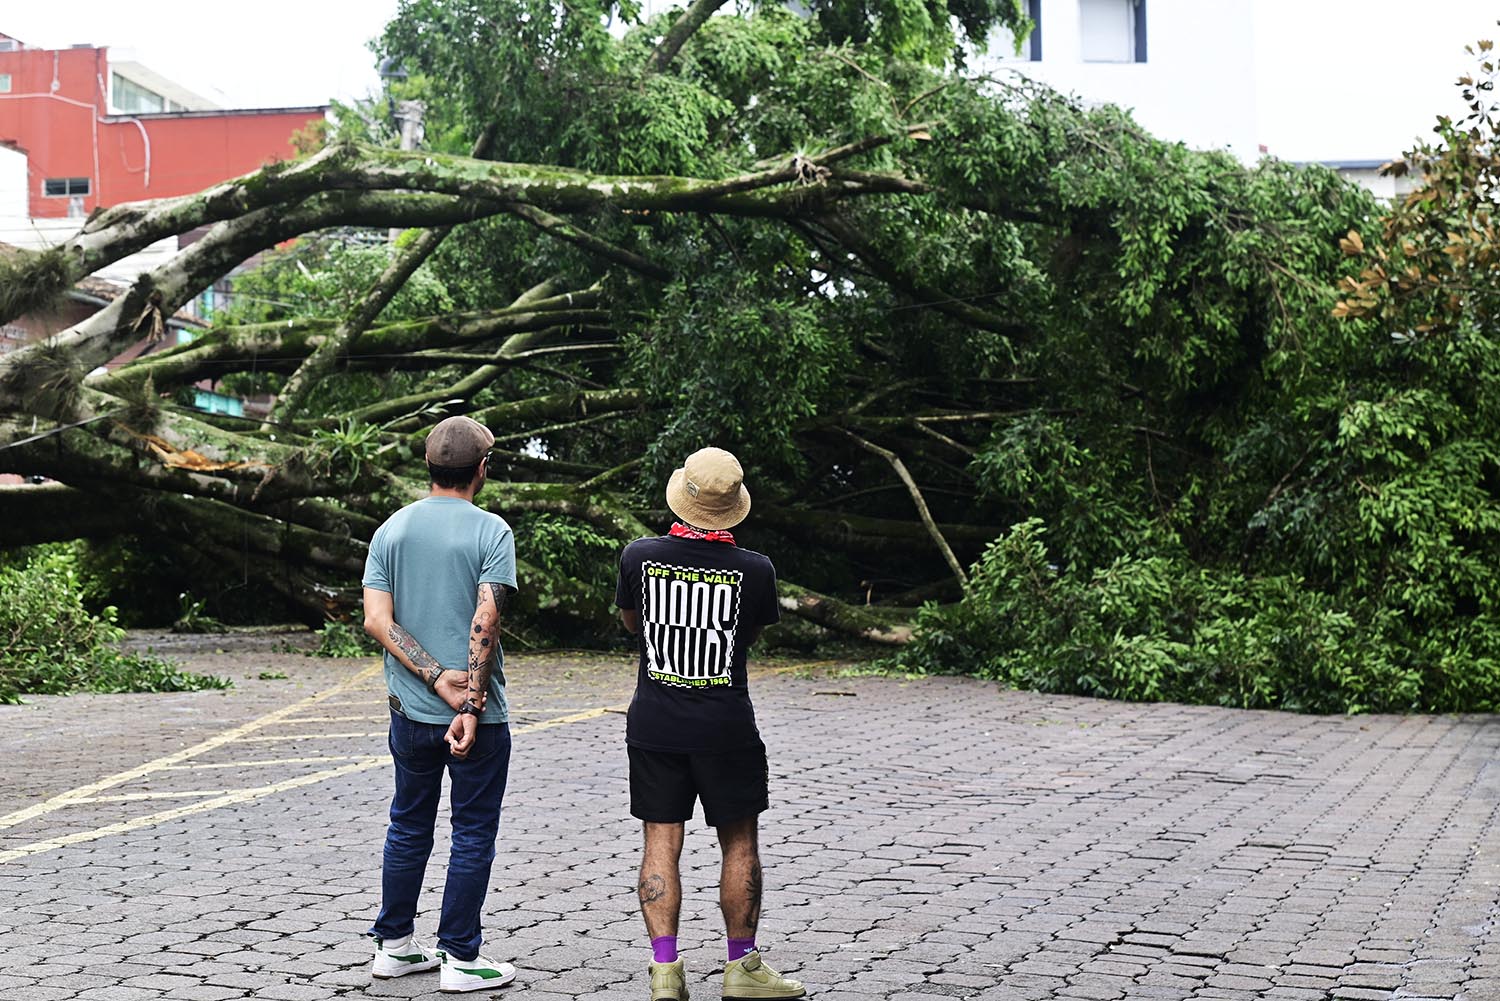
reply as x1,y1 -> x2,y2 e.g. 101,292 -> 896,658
728,938 -> 757,962
651,936 -> 678,964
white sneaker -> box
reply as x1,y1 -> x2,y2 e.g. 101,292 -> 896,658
371,933 -> 440,979
440,950 -> 518,993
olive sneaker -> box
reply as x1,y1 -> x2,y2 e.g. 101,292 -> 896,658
439,950 -> 518,993
722,951 -> 805,999
650,958 -> 690,1000
371,933 -> 440,979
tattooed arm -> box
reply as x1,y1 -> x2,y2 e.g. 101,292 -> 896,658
362,587 -> 468,709
466,582 -> 511,708
448,582 -> 510,757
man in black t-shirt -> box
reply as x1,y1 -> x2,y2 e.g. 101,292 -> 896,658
615,447 -> 806,1001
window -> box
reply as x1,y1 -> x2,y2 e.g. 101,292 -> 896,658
43,177 -> 90,197
111,72 -> 165,114
992,0 -> 1042,62
1080,0 -> 1146,63
0,39 -> 18,53
0,74 -> 10,93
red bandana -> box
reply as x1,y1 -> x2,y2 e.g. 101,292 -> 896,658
669,522 -> 736,545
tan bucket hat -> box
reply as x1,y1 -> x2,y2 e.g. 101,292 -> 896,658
665,447 -> 752,530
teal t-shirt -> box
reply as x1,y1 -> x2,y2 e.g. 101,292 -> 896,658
362,496 -> 516,725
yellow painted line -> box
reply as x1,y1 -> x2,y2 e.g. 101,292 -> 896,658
0,699 -> 625,866
0,757 -> 386,865
237,731 -> 386,742
277,715 -> 387,724
0,662 -> 383,832
757,660 -> 841,676
514,704 -> 627,734
161,755 -> 370,771
70,790 -> 234,803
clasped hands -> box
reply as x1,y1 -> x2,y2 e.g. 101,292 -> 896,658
434,670 -> 486,759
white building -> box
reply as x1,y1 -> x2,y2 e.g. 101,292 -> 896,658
975,0 -> 1498,194
0,144 -> 178,285
984,0 -> 1260,161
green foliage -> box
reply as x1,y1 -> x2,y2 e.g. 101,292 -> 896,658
308,419 -> 386,485
516,512 -> 619,613
629,271 -> 855,480
800,0 -> 1024,65
309,620 -> 381,658
894,520 -> 1490,714
970,414 -> 1148,570
219,236 -> 454,327
363,6 -> 1500,712
0,548 -> 230,703
70,5 -> 1500,714
172,593 -> 226,633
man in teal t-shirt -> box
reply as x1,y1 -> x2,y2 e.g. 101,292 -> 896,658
360,415 -> 520,993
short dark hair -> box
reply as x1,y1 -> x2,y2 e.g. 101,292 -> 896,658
428,459 -> 481,489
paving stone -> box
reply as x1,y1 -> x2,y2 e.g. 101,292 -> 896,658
1,650 -> 1498,1000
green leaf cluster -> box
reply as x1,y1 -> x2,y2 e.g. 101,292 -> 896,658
894,519 -> 1494,714
0,548 -> 230,702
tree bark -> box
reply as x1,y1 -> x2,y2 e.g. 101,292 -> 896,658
841,430 -> 970,585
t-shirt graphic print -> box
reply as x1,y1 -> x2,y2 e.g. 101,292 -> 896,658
640,560 -> 743,688
616,534 -> 780,753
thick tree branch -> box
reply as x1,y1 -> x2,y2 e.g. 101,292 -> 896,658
90,293 -> 606,393
504,202 -> 672,280
1,191 -> 523,400
347,338 -> 613,426
816,214 -> 1026,338
268,226 -> 450,425
269,119 -> 510,425
839,430 -> 970,585
776,582 -> 912,645
647,0 -> 732,73
450,388 -> 644,436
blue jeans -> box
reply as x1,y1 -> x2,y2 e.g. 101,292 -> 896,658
370,709 -> 511,961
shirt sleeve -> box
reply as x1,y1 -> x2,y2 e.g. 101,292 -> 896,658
362,524 -> 391,592
759,557 -> 781,626
479,522 -> 518,589
615,542 -> 639,610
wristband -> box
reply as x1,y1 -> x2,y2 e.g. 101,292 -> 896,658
457,700 -> 482,717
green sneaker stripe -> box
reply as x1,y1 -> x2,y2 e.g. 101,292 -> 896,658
460,967 -> 509,979
389,953 -> 428,963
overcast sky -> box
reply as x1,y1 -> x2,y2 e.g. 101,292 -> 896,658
1,2 -> 400,109
2,1 -> 1496,159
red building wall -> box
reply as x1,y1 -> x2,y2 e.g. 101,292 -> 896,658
0,37 -> 325,217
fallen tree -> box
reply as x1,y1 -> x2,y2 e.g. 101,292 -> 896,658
6,2 -> 1492,712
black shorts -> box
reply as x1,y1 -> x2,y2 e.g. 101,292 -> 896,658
628,741 -> 769,827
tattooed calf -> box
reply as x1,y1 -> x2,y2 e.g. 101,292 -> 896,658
639,874 -> 667,904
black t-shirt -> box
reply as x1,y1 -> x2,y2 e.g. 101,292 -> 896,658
614,535 -> 781,754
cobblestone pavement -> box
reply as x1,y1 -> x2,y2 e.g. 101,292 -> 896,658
3,636 -> 1499,1001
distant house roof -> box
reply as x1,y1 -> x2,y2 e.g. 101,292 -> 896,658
109,60 -> 220,112
1304,159 -> 1393,171
99,105 -> 329,122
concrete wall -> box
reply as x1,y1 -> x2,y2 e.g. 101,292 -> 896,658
0,142 -> 25,215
